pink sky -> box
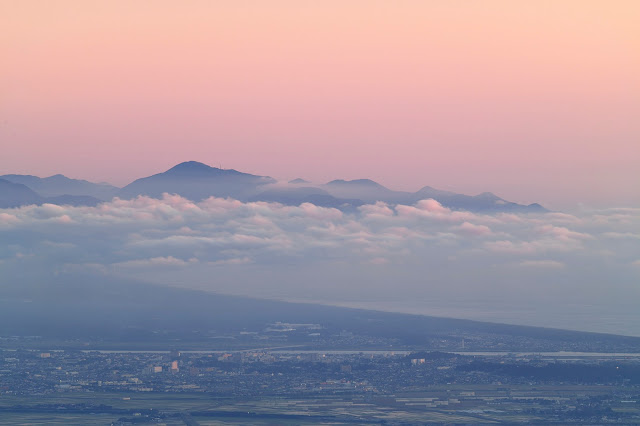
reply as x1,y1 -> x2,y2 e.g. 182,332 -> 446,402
1,1 -> 639,208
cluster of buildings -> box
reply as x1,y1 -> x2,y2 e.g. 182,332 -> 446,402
1,348 -> 640,423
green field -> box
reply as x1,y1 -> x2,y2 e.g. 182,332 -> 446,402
1,384 -> 635,425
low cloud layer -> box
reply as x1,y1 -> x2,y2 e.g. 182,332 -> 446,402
1,195 -> 639,334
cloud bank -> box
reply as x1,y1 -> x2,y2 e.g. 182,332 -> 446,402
1,195 -> 639,334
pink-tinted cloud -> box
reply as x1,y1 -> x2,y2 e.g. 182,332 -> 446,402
519,260 -> 565,269
455,222 -> 493,237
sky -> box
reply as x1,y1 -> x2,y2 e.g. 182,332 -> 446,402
1,1 -> 638,209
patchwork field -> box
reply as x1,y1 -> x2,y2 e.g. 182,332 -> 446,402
1,383 -> 637,425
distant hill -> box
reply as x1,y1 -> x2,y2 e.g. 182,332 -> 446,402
322,179 -> 546,213
323,179 -> 405,204
289,178 -> 310,184
45,194 -> 102,207
247,186 -> 364,210
327,178 -> 387,189
0,178 -> 102,208
0,178 -> 43,208
409,188 -> 547,213
0,173 -> 119,200
118,161 -> 276,201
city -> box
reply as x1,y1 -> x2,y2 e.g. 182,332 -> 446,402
1,325 -> 640,424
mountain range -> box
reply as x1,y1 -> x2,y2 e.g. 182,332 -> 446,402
1,161 -> 546,212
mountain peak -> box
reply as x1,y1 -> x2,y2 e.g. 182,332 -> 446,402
46,174 -> 72,182
415,185 -> 457,197
289,178 -> 310,184
167,161 -> 217,173
326,179 -> 385,188
475,192 -> 500,200
118,162 -> 275,201
160,161 -> 234,178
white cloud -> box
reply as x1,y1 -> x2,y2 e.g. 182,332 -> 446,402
114,256 -> 198,268
535,225 -> 593,241
359,201 -> 395,218
1,195 -> 638,301
207,257 -> 253,266
454,222 -> 492,236
518,260 -> 565,269
602,232 -> 640,240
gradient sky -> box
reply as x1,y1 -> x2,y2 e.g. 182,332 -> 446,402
1,1 -> 639,209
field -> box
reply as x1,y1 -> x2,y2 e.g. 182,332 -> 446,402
1,383 -> 637,425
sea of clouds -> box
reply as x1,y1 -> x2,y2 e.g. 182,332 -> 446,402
1,195 -> 639,334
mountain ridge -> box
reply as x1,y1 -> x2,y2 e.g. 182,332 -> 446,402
0,178 -> 102,208
1,161 -> 547,213
1,272 -> 637,350
0,173 -> 119,200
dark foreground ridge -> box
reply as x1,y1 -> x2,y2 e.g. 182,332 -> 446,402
0,273 -> 637,352
2,275 -> 640,424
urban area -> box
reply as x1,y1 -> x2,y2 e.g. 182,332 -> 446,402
1,334 -> 639,424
